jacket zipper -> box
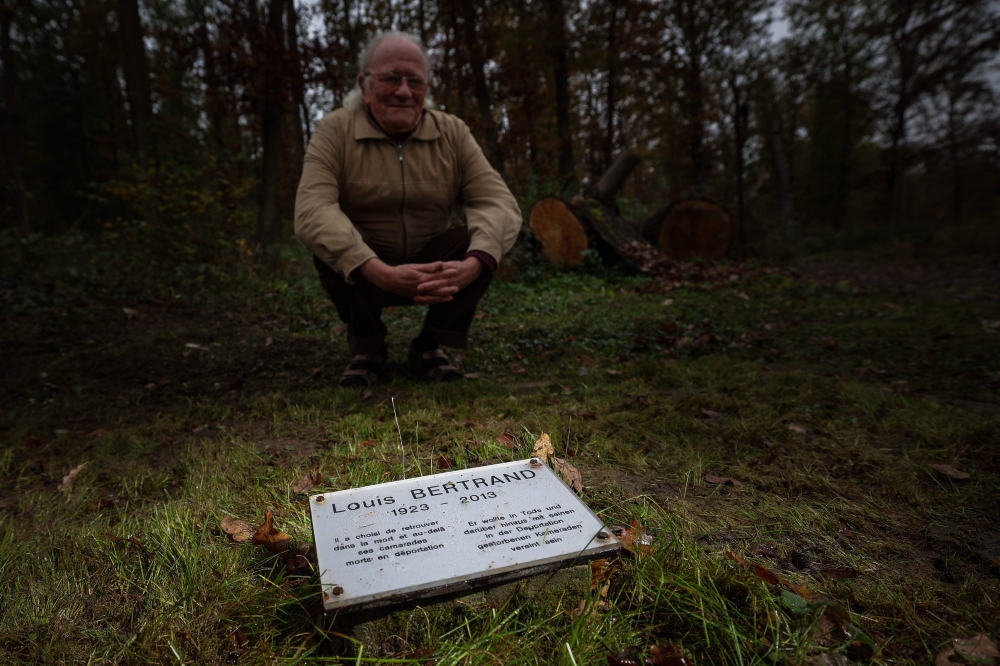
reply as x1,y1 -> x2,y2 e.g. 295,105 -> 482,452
397,141 -> 407,260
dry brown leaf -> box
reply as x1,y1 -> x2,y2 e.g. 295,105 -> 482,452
24,435 -> 43,447
752,564 -> 781,585
230,627 -> 248,649
292,471 -> 322,494
705,474 -> 743,487
531,432 -> 554,463
361,389 -> 373,400
929,463 -> 971,480
838,520 -> 857,541
252,511 -> 292,554
936,635 -> 999,666
787,423 -> 808,435
437,455 -> 455,469
553,456 -> 583,492
614,521 -> 656,556
648,643 -> 693,666
330,324 -> 345,335
104,532 -> 124,542
726,550 -> 752,566
58,462 -> 88,491
122,307 -> 138,318
701,408 -> 723,418
461,419 -> 476,428
496,432 -> 516,449
881,302 -> 903,312
359,439 -> 378,447
607,647 -> 644,666
221,516 -> 253,542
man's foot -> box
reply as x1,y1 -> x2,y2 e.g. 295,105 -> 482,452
408,344 -> 463,382
338,351 -> 387,388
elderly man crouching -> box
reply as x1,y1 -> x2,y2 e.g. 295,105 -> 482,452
295,31 -> 521,388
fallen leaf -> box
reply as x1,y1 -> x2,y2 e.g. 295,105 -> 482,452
752,564 -> 780,584
496,432 -> 516,449
783,580 -> 823,601
86,497 -> 117,512
24,435 -> 43,447
553,456 -> 582,492
359,439 -> 378,447
662,298 -> 674,306
185,342 -> 210,351
437,455 -> 454,469
330,325 -> 345,335
929,463 -> 971,480
58,462 -> 88,491
787,423 -> 808,435
122,307 -> 138,318
265,337 -> 273,346
936,635 -> 999,666
361,389 -> 373,400
607,647 -> 644,666
705,474 -> 743,487
613,521 -> 656,556
463,372 -> 480,379
251,511 -> 292,554
737,291 -> 749,300
823,567 -> 859,580
838,520 -> 857,541
726,550 -> 752,566
701,408 -> 723,419
285,553 -> 311,574
292,471 -> 323,494
881,302 -> 903,312
648,643 -> 693,666
230,627 -> 248,649
578,411 -> 597,419
750,543 -> 779,559
531,432 -> 554,463
221,516 -> 253,542
104,532 -> 124,542
822,337 -> 839,350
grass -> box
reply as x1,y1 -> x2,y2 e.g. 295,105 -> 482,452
1,234 -> 999,664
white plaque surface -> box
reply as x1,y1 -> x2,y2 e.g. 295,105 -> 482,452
310,459 -> 620,611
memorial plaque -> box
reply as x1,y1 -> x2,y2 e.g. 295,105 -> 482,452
310,459 -> 620,612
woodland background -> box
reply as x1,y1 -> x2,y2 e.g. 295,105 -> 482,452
2,0 -> 1000,261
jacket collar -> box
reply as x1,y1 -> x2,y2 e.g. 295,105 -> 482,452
354,105 -> 441,142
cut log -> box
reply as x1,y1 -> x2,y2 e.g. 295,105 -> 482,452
653,198 -> 733,260
593,151 -> 640,206
576,198 -> 654,271
528,196 -> 589,265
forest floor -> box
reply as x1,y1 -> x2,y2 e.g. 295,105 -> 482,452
1,241 -> 999,665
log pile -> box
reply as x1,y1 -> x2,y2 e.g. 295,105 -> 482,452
527,152 -> 735,269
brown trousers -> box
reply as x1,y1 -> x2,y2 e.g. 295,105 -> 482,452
313,227 -> 493,355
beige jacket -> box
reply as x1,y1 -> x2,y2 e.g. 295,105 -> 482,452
294,105 -> 522,282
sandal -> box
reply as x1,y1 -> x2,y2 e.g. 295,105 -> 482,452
409,347 -> 463,382
338,352 -> 386,388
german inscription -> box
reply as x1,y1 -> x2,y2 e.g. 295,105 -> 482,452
310,459 -> 620,611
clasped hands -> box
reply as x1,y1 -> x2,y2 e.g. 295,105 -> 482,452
358,256 -> 482,305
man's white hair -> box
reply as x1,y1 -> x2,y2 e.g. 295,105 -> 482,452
344,30 -> 435,111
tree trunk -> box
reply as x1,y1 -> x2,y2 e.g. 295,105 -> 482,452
835,60 -> 853,230
285,0 -> 307,164
458,0 -> 505,179
529,197 -> 589,265
593,150 -> 638,206
117,0 -> 154,161
256,0 -> 286,247
768,115 -> 792,223
733,90 -> 747,258
545,0 -> 573,184
191,0 -> 226,153
603,0 -> 619,174
0,0 -> 29,235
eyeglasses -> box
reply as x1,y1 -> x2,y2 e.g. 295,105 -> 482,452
365,70 -> 428,91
